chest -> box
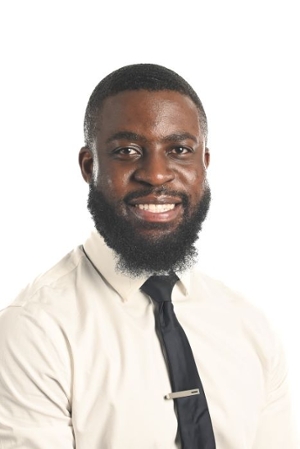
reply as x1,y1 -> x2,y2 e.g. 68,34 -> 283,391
68,293 -> 265,448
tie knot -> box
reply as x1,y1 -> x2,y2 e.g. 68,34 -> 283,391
141,273 -> 179,303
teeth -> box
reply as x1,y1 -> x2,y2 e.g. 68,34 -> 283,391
136,204 -> 175,213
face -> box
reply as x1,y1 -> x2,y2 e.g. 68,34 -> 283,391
80,90 -> 211,275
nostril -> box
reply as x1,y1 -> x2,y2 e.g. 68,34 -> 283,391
133,166 -> 174,186
133,157 -> 175,186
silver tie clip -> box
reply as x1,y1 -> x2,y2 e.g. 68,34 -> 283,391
165,389 -> 200,400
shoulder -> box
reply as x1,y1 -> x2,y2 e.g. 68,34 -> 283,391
189,269 -> 280,356
0,245 -> 90,357
190,268 -> 266,313
0,245 -> 89,323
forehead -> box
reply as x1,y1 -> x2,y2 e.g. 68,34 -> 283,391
96,90 -> 203,140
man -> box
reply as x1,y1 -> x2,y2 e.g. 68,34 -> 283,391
0,64 -> 297,448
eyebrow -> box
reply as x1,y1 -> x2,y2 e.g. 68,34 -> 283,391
161,132 -> 198,144
105,131 -> 198,144
105,131 -> 146,144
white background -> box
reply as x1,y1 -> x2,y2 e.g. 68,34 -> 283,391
0,0 -> 299,433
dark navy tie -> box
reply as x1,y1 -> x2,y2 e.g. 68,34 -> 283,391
141,274 -> 216,449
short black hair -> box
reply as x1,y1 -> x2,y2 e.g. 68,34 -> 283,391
84,63 -> 208,149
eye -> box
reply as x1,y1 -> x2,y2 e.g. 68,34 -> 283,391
118,147 -> 139,155
113,146 -> 142,158
169,146 -> 192,155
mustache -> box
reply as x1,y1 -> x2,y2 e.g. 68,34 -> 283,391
123,187 -> 189,206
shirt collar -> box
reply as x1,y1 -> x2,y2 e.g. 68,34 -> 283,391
83,230 -> 190,302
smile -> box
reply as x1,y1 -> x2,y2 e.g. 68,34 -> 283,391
127,194 -> 183,224
135,204 -> 175,213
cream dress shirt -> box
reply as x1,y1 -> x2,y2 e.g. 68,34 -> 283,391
0,230 -> 297,448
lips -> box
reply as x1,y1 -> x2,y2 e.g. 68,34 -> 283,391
127,195 -> 182,223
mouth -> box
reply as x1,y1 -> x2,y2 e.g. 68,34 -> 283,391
127,196 -> 183,223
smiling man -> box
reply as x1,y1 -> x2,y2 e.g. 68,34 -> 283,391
0,64 -> 297,449
81,88 -> 211,276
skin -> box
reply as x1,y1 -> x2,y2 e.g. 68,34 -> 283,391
79,89 -> 210,238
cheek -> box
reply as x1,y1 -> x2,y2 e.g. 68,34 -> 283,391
181,164 -> 206,186
95,166 -> 130,199
182,166 -> 207,202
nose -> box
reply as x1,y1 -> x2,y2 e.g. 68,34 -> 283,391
133,152 -> 175,186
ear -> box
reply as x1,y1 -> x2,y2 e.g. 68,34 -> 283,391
204,147 -> 210,169
79,146 -> 93,183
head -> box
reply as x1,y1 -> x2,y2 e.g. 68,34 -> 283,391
79,63 -> 211,277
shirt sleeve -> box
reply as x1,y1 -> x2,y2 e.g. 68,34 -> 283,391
252,332 -> 299,448
0,304 -> 74,449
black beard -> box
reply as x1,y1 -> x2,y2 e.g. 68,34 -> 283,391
87,182 -> 211,277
